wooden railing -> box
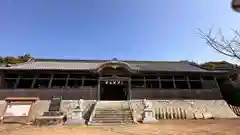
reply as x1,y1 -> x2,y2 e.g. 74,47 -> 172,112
131,88 -> 223,100
0,88 -> 97,100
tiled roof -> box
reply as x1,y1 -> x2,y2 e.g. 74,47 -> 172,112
0,59 -> 227,73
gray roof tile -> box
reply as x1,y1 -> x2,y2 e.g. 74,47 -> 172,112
0,59 -> 227,73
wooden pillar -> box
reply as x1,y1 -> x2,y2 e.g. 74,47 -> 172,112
143,76 -> 146,88
0,72 -> 2,88
186,76 -> 191,89
31,75 -> 37,88
0,72 -> 6,89
48,74 -> 54,88
128,77 -> 132,100
81,76 -> 85,87
14,76 -> 20,88
172,76 -> 176,89
214,76 -> 220,89
97,77 -> 101,100
65,74 -> 70,87
158,77 -> 161,88
200,76 -> 204,88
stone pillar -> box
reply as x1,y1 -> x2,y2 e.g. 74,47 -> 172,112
142,99 -> 158,123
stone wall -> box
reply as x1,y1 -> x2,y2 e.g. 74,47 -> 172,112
131,88 -> 223,100
0,88 -> 97,100
152,100 -> 237,119
130,100 -> 238,121
0,100 -> 96,123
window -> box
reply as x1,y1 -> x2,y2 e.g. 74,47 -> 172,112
16,73 -> 36,88
3,79 -> 17,88
146,81 -> 159,88
67,79 -> 82,88
84,79 -> 97,87
160,76 -> 173,80
188,74 -> 202,89
202,76 -> 218,89
33,73 -> 51,88
68,74 -> 83,88
83,74 -> 97,87
189,81 -> 202,89
131,75 -> 145,88
17,79 -> 33,88
4,73 -> 19,78
3,73 -> 18,88
69,74 -> 82,79
145,75 -> 159,88
51,74 -> 68,88
131,80 -> 145,88
131,75 -> 144,80
38,74 -> 51,79
174,76 -> 189,89
161,80 -> 174,89
34,79 -> 50,88
53,74 -> 68,79
188,75 -> 201,80
160,75 -> 174,89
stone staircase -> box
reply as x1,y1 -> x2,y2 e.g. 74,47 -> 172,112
229,105 -> 240,116
89,101 -> 134,125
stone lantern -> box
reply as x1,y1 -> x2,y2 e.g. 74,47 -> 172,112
142,99 -> 158,123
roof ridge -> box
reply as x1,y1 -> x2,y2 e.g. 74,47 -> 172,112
35,58 -> 187,63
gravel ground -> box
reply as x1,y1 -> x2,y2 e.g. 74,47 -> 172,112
1,119 -> 240,135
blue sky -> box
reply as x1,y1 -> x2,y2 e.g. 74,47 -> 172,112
0,0 -> 239,64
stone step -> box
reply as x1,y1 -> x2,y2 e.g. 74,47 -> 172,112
94,114 -> 132,118
89,123 -> 134,126
95,108 -> 130,111
93,117 -> 132,121
89,102 -> 133,125
94,115 -> 132,119
95,111 -> 131,115
95,109 -> 131,112
92,119 -> 133,123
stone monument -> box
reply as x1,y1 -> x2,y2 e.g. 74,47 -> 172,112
142,99 -> 158,123
65,99 -> 85,125
35,96 -> 66,125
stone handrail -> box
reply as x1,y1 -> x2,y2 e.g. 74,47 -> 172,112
128,100 -> 138,124
87,100 -> 98,125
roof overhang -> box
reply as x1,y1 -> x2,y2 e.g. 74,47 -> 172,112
95,60 -> 138,73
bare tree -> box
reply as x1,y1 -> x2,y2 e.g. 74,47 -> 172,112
198,28 -> 240,60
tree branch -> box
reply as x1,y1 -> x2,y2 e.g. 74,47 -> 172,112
198,28 -> 240,60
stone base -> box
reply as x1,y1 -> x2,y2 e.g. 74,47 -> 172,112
142,117 -> 158,124
193,112 -> 204,119
64,118 -> 85,125
203,112 -> 214,119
